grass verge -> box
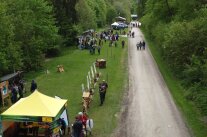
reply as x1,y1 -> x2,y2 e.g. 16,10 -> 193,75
17,37 -> 128,137
141,29 -> 207,137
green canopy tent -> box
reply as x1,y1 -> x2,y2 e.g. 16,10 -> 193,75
0,90 -> 69,137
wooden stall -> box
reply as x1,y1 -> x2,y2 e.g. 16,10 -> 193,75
0,71 -> 24,107
96,59 -> 106,69
0,90 -> 69,137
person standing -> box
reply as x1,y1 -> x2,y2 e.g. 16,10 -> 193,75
59,118 -> 66,135
18,84 -> 23,99
11,84 -> 18,103
122,40 -> 125,48
73,116 -> 83,137
30,80 -> 37,92
32,122 -> 39,137
97,46 -> 101,55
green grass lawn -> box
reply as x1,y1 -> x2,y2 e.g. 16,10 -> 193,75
141,30 -> 207,137
22,37 -> 128,137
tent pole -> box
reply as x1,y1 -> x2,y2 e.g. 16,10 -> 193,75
65,106 -> 70,135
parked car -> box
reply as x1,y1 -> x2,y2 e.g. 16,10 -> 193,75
118,23 -> 128,28
112,23 -> 128,30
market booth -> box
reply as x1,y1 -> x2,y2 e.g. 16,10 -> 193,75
96,59 -> 106,68
0,90 -> 69,137
0,71 -> 24,107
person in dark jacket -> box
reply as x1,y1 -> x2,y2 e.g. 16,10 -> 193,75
122,40 -> 125,48
142,41 -> 146,50
11,84 -> 18,103
59,118 -> 66,135
73,116 -> 83,137
99,80 -> 108,106
30,80 -> 37,92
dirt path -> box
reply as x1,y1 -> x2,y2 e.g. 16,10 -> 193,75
114,26 -> 191,137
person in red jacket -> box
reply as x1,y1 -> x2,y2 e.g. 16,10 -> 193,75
78,112 -> 88,128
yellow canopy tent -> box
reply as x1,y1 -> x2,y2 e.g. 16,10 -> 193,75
0,90 -> 68,136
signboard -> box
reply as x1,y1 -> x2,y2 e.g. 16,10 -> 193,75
0,81 -> 9,97
53,126 -> 60,133
42,117 -> 53,122
0,81 -> 9,107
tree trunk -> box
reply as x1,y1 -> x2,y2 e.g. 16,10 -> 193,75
165,0 -> 172,16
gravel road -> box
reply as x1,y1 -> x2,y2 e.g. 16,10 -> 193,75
113,26 -> 191,137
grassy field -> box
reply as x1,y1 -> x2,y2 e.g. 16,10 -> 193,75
141,29 -> 207,137
21,37 -> 128,137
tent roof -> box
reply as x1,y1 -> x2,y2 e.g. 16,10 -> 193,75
0,71 -> 23,82
1,90 -> 67,118
131,14 -> 138,17
111,22 -> 119,26
115,16 -> 126,21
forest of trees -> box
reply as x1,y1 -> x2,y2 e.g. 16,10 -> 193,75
138,0 -> 207,115
0,0 -> 133,75
1,0 -> 206,131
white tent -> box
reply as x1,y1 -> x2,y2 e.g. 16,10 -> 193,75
115,16 -> 126,21
111,22 -> 119,26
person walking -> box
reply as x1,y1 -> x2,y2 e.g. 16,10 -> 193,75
99,80 -> 108,106
136,42 -> 139,50
30,80 -> 37,92
142,41 -> 146,50
139,41 -> 142,50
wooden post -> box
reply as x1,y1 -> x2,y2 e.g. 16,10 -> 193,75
93,63 -> 97,74
87,76 -> 90,90
91,66 -> 94,79
88,72 -> 91,85
81,83 -> 85,92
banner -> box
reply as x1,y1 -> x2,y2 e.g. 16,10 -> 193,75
0,81 -> 9,97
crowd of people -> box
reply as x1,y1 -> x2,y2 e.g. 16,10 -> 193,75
72,112 -> 93,137
128,30 -> 135,38
77,29 -> 126,55
10,80 -> 24,104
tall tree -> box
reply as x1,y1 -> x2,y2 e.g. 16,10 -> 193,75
86,0 -> 107,27
0,1 -> 22,75
6,0 -> 61,70
75,0 -> 97,31
50,0 -> 78,46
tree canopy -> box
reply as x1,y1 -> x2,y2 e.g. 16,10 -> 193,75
0,0 -> 133,75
